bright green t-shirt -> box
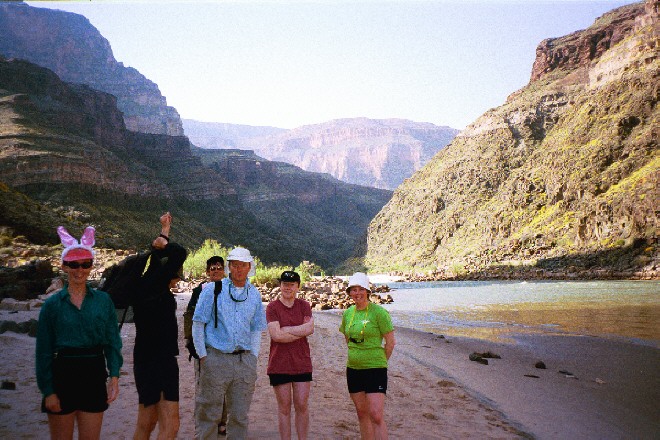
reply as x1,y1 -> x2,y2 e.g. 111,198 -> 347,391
339,302 -> 393,369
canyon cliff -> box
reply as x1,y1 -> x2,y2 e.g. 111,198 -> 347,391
366,1 -> 659,277
0,56 -> 391,268
183,118 -> 458,191
0,2 -> 184,136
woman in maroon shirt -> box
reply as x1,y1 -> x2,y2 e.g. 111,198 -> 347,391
266,271 -> 314,440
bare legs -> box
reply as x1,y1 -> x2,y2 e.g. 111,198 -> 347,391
349,392 -> 387,440
273,381 -> 311,440
133,394 -> 179,440
47,411 -> 104,440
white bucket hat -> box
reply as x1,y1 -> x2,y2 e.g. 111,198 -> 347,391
346,272 -> 371,293
226,247 -> 256,277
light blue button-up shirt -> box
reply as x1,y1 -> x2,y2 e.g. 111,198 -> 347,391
192,278 -> 266,356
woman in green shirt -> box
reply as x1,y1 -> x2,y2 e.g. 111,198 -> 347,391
36,226 -> 123,440
339,272 -> 395,440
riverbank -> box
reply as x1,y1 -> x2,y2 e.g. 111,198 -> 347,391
386,267 -> 660,283
0,293 -> 526,439
387,320 -> 660,439
1,290 -> 658,439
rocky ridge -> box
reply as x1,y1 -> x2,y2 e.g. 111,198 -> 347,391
0,2 -> 184,136
366,1 -> 659,278
0,57 -> 220,200
0,55 -> 391,268
184,118 -> 459,190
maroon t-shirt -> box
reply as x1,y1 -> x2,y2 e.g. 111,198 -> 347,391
266,298 -> 313,375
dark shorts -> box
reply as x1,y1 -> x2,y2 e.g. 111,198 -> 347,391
42,347 -> 108,415
346,367 -> 388,394
268,372 -> 313,387
134,356 -> 179,407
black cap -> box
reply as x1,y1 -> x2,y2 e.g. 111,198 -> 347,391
279,270 -> 301,284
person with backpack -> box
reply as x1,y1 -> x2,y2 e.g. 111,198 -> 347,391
183,255 -> 228,435
192,247 -> 267,439
36,226 -> 122,440
132,212 -> 188,440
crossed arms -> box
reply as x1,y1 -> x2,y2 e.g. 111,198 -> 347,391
268,316 -> 314,343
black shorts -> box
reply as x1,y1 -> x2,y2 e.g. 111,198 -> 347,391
42,347 -> 108,414
346,367 -> 388,394
268,372 -> 313,387
134,356 -> 179,407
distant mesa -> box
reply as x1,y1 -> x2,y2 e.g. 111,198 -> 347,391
183,118 -> 459,190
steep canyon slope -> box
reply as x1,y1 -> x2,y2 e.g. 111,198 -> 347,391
366,1 -> 659,276
0,57 -> 391,268
0,2 -> 183,136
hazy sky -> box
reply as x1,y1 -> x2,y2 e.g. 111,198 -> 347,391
29,0 -> 635,130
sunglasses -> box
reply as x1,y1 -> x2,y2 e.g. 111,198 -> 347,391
64,261 -> 93,269
208,265 -> 224,271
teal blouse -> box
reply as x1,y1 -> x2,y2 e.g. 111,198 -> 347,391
35,285 -> 123,397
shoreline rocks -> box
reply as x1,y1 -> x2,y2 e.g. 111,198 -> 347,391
392,263 -> 659,283
256,276 -> 394,310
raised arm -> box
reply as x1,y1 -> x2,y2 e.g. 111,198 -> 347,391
152,211 -> 172,250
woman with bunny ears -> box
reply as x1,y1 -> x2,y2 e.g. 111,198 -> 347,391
36,226 -> 123,440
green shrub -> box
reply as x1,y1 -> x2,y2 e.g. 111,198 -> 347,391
450,262 -> 466,276
336,257 -> 368,274
184,240 -> 324,286
183,239 -> 230,279
251,263 -> 290,286
0,235 -> 11,247
295,261 -> 325,282
251,260 -> 324,286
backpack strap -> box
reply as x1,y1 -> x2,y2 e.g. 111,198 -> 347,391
213,279 -> 223,328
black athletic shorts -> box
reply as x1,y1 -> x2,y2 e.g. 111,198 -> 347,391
42,347 -> 108,414
134,356 -> 179,407
346,367 -> 388,394
268,372 -> 313,387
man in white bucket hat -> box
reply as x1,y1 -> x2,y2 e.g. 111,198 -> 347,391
192,247 -> 266,439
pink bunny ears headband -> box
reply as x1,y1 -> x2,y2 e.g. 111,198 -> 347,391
57,226 -> 96,262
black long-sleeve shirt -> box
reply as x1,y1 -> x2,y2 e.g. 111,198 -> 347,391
132,242 -> 187,361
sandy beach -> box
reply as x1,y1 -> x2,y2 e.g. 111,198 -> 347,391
1,291 -> 658,439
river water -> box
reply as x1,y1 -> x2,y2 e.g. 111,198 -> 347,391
377,280 -> 660,347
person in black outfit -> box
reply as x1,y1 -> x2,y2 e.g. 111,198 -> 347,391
132,212 -> 187,440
